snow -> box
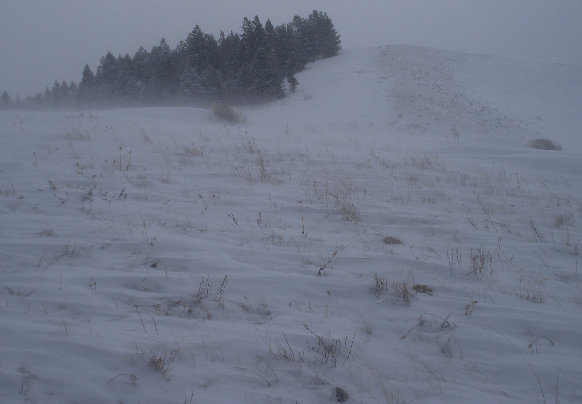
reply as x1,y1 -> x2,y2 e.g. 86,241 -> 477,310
1,45 -> 581,403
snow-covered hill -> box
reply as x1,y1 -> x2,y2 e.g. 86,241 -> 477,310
1,45 -> 581,403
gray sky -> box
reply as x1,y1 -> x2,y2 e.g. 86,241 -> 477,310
2,0 -> 581,98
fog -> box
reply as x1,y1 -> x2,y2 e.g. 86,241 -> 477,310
2,0 -> 581,98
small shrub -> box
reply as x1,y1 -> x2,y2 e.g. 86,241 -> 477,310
335,386 -> 349,402
212,103 -> 244,124
413,284 -> 433,295
529,138 -> 562,151
383,236 -> 403,245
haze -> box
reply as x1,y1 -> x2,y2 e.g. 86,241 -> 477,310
1,0 -> 581,98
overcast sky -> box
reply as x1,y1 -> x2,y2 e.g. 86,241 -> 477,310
1,0 -> 581,98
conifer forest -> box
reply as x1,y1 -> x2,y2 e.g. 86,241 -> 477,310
0,11 -> 341,109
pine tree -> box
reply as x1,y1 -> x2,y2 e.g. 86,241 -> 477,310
133,47 -> 148,82
78,64 -> 96,105
132,47 -> 149,101
59,81 -> 69,106
312,11 -> 341,58
218,31 -> 243,97
241,16 -> 267,64
287,75 -> 298,93
200,66 -> 223,99
49,80 -> 61,106
155,38 -> 173,97
68,82 -> 78,106
44,87 -> 51,106
113,54 -> 135,101
265,19 -> 275,48
1,90 -> 12,109
81,64 -> 95,87
253,48 -> 283,98
95,52 -> 118,101
185,26 -> 206,72
179,62 -> 203,98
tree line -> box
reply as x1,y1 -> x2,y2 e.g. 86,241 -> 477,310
1,11 -> 340,109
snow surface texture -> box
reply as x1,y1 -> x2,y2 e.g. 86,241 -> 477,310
1,45 -> 581,403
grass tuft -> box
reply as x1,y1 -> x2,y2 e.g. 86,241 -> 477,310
148,349 -> 178,376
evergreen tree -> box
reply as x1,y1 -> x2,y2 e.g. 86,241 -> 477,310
132,47 -> 149,101
133,47 -> 148,82
61,81 -> 69,96
1,90 -> 12,109
218,31 -> 243,97
308,11 -> 341,58
252,47 -> 283,98
185,26 -> 206,72
291,15 -> 311,67
179,62 -> 204,98
152,38 -> 174,99
287,75 -> 298,93
78,64 -> 96,104
241,16 -> 267,64
50,80 -> 61,106
273,23 -> 300,76
264,19 -> 276,50
68,82 -> 78,106
95,52 -> 119,101
80,64 -> 95,88
114,54 -> 135,101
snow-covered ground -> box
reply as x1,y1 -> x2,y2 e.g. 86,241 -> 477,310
1,45 -> 581,403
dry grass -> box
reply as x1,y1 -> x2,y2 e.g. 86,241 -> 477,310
372,272 -> 389,296
469,246 -> 493,280
148,349 -> 179,376
372,273 -> 415,303
311,177 -> 365,224
304,324 -> 355,368
464,300 -> 478,316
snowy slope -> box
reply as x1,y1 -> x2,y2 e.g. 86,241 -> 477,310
1,45 -> 581,403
